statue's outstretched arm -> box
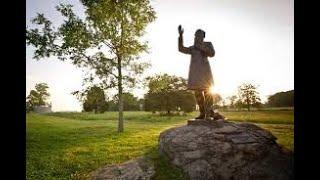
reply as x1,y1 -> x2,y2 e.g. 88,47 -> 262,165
178,35 -> 191,54
178,25 -> 191,54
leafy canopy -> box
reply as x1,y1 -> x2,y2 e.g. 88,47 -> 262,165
27,0 -> 156,131
80,85 -> 108,113
144,74 -> 196,114
237,83 -> 261,111
26,0 -> 156,90
267,90 -> 293,107
26,83 -> 50,112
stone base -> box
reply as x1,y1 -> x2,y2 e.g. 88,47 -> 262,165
187,119 -> 225,128
159,121 -> 293,180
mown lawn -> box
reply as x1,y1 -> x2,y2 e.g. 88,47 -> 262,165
27,110 -> 293,180
222,111 -> 294,124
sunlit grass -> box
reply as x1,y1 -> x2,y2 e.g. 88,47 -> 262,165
27,110 -> 293,179
221,111 -> 293,124
255,123 -> 294,150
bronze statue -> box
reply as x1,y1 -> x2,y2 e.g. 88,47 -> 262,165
178,25 -> 215,120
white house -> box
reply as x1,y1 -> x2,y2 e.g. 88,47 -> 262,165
34,103 -> 52,113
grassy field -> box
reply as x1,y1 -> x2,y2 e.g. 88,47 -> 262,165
27,110 -> 293,180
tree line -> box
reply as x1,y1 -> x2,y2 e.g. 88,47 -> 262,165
26,76 -> 294,114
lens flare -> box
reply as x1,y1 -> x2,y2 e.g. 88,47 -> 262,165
209,86 -> 215,94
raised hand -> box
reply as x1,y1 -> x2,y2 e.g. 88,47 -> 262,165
178,25 -> 184,36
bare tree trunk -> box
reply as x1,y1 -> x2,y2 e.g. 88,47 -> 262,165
118,13 -> 125,133
118,57 -> 124,132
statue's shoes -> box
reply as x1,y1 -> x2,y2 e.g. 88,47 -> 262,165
195,115 -> 205,119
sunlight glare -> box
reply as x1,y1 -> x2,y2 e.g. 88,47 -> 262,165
209,86 -> 215,95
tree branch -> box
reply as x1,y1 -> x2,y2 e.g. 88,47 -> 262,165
79,51 -> 118,78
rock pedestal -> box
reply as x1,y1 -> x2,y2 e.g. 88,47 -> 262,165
187,119 -> 225,127
159,120 -> 293,180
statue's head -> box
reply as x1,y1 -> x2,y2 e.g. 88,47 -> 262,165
194,29 -> 205,44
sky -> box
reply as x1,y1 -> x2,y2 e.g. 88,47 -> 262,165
26,0 -> 294,112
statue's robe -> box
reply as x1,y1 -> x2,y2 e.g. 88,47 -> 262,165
178,36 -> 215,90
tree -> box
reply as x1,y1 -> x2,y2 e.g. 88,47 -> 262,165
144,74 -> 196,114
237,83 -> 261,111
26,0 -> 156,132
76,85 -> 108,113
112,92 -> 140,111
227,95 -> 237,109
26,90 -> 39,112
235,99 -> 244,111
178,92 -> 196,113
267,90 -> 294,107
26,83 -> 50,112
34,83 -> 50,105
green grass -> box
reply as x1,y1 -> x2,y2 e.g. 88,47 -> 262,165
256,123 -> 294,150
221,111 -> 294,124
27,110 -> 293,180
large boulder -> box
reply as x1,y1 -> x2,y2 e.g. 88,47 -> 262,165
159,119 -> 293,180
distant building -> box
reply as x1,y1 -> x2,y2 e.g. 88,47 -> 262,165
34,103 -> 52,113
